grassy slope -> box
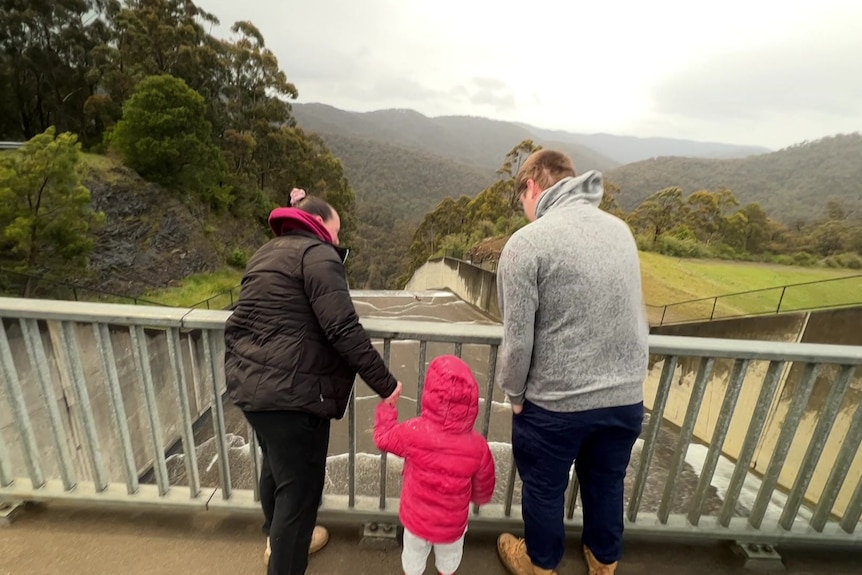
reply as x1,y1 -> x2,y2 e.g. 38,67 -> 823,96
141,270 -> 243,308
640,252 -> 860,324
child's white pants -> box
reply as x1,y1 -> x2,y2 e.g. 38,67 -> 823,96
402,527 -> 465,575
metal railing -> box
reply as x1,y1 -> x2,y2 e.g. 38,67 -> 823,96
187,285 -> 242,310
1,297 -> 861,545
652,274 -> 862,326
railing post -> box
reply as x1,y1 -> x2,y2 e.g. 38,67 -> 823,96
776,286 -> 787,314
660,306 -> 667,325
710,297 -> 718,320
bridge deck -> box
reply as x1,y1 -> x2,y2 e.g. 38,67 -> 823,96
1,503 -> 859,574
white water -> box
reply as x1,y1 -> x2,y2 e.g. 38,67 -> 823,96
164,428 -> 811,523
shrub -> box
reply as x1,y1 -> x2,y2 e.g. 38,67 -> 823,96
792,252 -> 818,267
655,234 -> 709,258
635,234 -> 655,251
228,248 -> 248,269
709,243 -> 739,260
771,254 -> 795,266
835,252 -> 862,269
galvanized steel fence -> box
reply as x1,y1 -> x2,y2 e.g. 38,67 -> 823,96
1,297 -> 861,545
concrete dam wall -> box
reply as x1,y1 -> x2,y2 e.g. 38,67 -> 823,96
651,308 -> 862,518
405,257 -> 500,320
0,318 -> 213,487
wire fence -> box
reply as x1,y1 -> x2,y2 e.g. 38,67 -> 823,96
0,269 -> 165,306
649,274 -> 862,325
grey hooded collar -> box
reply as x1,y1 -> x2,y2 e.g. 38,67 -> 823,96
534,170 -> 604,219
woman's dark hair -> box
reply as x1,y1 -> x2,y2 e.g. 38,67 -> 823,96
293,196 -> 335,221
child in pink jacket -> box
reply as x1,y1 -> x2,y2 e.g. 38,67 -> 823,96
374,355 -> 496,575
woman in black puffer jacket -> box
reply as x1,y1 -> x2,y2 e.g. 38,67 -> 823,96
224,190 -> 401,575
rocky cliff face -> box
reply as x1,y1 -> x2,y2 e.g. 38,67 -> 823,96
467,236 -> 509,266
83,164 -> 265,297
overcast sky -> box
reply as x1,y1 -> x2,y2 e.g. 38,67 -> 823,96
196,0 -> 862,149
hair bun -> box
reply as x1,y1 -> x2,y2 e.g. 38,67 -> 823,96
289,188 -> 307,206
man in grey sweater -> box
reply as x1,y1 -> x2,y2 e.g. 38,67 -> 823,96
495,150 -> 648,575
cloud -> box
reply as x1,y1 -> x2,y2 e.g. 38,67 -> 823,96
651,40 -> 862,121
197,0 -> 862,147
640,14 -> 862,145
468,77 -> 516,112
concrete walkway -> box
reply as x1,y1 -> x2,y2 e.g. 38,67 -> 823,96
1,503 -> 859,574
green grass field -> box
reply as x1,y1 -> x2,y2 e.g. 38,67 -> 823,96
140,270 -> 243,309
640,252 -> 860,324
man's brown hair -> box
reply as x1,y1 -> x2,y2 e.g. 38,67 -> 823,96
515,150 -> 577,196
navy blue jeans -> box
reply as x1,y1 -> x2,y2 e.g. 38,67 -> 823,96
512,401 -> 643,569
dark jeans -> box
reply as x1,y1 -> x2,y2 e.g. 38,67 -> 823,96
512,401 -> 643,569
244,410 -> 331,575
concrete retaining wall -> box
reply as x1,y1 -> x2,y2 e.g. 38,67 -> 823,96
650,308 -> 862,517
406,257 -> 501,320
0,319 -> 212,486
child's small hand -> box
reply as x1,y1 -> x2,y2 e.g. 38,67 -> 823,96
384,381 -> 402,407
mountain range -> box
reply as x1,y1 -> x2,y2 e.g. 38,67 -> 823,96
292,103 -> 860,222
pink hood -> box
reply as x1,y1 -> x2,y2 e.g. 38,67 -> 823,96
421,355 -> 480,434
268,207 -> 332,243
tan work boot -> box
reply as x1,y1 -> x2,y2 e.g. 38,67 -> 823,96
263,526 -> 330,565
496,533 -> 558,575
584,545 -> 618,575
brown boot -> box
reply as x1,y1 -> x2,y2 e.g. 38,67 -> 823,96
263,526 -> 330,566
496,533 -> 558,575
584,545 -> 617,575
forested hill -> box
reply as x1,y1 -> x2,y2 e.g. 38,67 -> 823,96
293,103 -> 620,174
292,102 -> 770,171
316,132 -> 493,219
520,125 -> 770,164
608,133 -> 862,221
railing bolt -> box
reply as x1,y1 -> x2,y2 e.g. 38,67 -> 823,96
762,544 -> 774,553
369,522 -> 378,532
748,543 -> 759,552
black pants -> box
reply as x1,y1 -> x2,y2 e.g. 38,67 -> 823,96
244,410 -> 331,575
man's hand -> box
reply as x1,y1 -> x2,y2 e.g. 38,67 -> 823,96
511,403 -> 523,415
384,381 -> 402,407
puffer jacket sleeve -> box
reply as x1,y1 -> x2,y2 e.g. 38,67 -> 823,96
302,244 -> 397,399
373,402 -> 408,458
471,439 -> 496,505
